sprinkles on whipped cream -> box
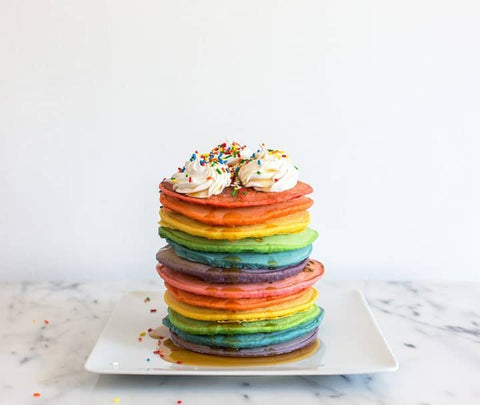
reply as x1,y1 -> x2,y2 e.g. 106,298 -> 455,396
169,142 -> 298,198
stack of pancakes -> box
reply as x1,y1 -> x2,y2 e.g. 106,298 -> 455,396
156,180 -> 325,357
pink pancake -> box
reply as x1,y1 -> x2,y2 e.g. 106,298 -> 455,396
159,180 -> 313,208
165,283 -> 310,310
156,259 -> 324,299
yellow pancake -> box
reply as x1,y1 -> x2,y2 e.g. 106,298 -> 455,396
159,209 -> 310,240
164,288 -> 318,322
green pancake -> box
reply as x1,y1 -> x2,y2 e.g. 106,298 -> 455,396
163,315 -> 322,349
167,305 -> 323,335
158,227 -> 318,253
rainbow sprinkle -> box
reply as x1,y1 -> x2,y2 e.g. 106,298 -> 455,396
171,142 -> 294,189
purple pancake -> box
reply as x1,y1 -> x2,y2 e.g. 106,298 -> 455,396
169,328 -> 319,357
156,245 -> 309,284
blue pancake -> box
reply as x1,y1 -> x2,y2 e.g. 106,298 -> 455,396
169,328 -> 319,357
167,241 -> 313,269
162,313 -> 322,349
156,245 -> 309,284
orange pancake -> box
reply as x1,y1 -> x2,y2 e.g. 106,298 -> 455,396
165,283 -> 310,310
159,180 -> 313,208
160,193 -> 313,226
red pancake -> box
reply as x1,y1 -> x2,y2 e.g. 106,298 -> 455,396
159,180 -> 313,208
160,193 -> 313,225
164,283 -> 310,310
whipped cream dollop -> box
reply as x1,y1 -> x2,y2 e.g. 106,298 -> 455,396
168,142 -> 299,198
169,153 -> 231,198
238,144 -> 298,192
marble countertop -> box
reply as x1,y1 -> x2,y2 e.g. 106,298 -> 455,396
1,280 -> 478,404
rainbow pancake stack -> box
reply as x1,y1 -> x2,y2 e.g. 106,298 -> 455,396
156,142 -> 325,357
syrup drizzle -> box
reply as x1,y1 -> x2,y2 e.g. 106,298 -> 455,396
149,326 -> 320,367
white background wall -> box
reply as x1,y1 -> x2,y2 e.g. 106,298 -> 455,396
1,0 -> 479,281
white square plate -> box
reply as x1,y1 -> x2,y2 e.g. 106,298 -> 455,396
85,288 -> 398,376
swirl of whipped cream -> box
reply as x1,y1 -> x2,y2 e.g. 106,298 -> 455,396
238,144 -> 298,192
170,153 -> 231,198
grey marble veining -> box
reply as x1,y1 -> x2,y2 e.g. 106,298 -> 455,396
0,280 -> 478,404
